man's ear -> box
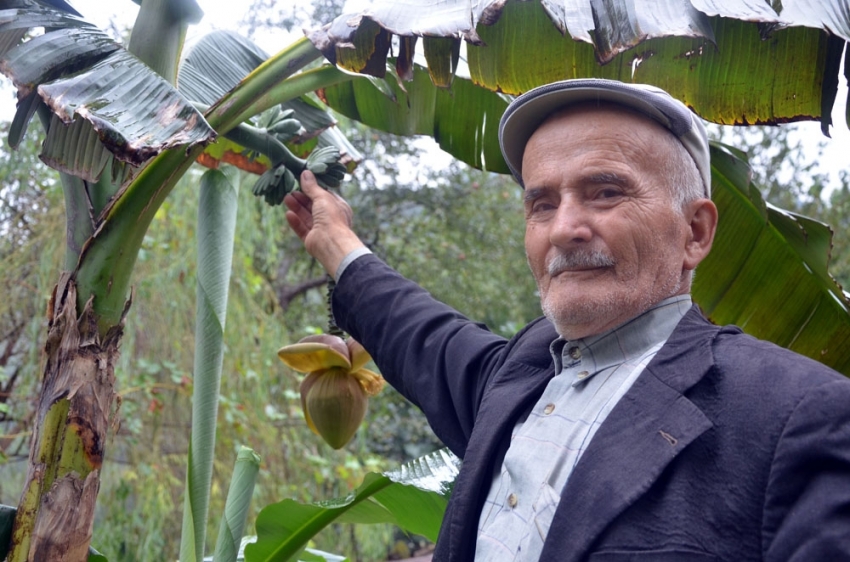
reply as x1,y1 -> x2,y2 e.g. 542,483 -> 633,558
683,198 -> 718,271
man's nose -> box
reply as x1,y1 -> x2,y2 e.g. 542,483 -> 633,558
550,202 -> 592,246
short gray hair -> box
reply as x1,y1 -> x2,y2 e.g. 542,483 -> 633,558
659,131 -> 705,212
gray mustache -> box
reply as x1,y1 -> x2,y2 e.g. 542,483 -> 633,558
547,250 -> 616,275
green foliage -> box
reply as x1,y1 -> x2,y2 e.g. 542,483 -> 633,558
181,168 -> 241,562
245,448 -> 458,561
215,447 -> 261,562
708,124 -> 850,289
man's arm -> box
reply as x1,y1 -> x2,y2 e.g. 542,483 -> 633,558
284,170 -> 366,279
763,377 -> 850,560
283,172 -> 511,455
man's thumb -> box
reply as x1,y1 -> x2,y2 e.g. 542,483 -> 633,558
300,169 -> 321,198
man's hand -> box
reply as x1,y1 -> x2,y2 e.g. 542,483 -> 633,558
284,170 -> 366,279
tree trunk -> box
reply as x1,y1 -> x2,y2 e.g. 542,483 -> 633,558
9,273 -> 129,561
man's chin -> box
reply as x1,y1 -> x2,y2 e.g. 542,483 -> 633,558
542,299 -> 619,339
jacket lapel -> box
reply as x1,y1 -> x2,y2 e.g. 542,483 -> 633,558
445,358 -> 557,561
540,307 -> 719,562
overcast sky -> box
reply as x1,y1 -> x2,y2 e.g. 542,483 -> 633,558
4,0 -> 848,193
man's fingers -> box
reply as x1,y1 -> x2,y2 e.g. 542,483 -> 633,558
285,209 -> 309,241
284,190 -> 311,214
284,192 -> 314,234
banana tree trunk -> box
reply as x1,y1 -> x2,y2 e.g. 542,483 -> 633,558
9,273 -> 128,562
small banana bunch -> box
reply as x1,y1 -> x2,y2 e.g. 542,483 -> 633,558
305,145 -> 347,190
252,164 -> 297,206
261,107 -> 303,143
247,106 -> 349,205
278,334 -> 385,449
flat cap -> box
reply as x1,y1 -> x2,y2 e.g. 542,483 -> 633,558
498,78 -> 711,197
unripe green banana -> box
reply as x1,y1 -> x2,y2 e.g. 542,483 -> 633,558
308,161 -> 328,174
253,164 -> 299,206
269,118 -> 302,139
261,106 -> 281,128
252,168 -> 274,197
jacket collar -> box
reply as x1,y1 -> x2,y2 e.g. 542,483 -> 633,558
539,306 -> 721,561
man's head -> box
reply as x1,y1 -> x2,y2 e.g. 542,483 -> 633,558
499,79 -> 718,339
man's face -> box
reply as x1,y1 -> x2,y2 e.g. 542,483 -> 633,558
521,105 -> 695,340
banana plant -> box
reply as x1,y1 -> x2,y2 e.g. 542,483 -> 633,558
0,1 -> 358,559
2,0 -> 850,559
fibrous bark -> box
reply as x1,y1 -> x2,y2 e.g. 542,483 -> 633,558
9,273 -> 128,562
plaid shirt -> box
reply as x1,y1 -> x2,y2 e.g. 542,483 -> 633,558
475,295 -> 693,561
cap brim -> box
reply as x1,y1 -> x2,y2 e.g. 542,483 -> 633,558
498,79 -> 711,197
500,87 -> 676,186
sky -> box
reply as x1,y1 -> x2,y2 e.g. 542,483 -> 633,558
3,0 -> 848,193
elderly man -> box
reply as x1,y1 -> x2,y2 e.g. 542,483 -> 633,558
285,79 -> 850,561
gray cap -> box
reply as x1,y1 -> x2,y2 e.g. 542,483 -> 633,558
498,79 -> 711,197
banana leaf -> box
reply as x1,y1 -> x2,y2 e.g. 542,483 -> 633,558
0,2 -> 214,176
180,168 -> 240,562
179,30 -> 362,172
244,448 -> 460,562
310,0 -> 849,133
697,144 -> 850,373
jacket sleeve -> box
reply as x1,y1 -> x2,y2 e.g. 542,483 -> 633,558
331,254 -> 510,457
763,376 -> 850,560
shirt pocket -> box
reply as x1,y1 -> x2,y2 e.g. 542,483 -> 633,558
532,483 -> 562,541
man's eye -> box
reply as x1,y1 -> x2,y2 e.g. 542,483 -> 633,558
598,188 -> 622,199
530,201 -> 555,214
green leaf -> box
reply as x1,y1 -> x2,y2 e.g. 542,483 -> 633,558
179,168 -> 240,562
0,4 -> 214,177
179,31 -> 336,139
694,144 -> 850,374
178,31 -> 358,170
244,448 -> 459,562
214,447 -> 262,562
310,0 -> 842,125
422,36 -> 460,88
321,65 -> 510,172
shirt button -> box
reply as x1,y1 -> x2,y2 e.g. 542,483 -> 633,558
507,493 -> 518,507
543,403 -> 555,415
577,370 -> 589,380
569,347 -> 582,360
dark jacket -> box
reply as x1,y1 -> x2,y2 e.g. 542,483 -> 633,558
333,255 -> 850,561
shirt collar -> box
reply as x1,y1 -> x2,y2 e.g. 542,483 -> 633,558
549,295 -> 693,379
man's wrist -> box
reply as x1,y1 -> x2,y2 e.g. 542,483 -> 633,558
310,228 -> 366,279
334,247 -> 373,282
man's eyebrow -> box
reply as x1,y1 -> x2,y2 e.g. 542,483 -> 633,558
523,187 -> 548,204
584,171 -> 631,186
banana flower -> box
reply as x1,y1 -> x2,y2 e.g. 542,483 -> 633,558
278,334 -> 384,449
